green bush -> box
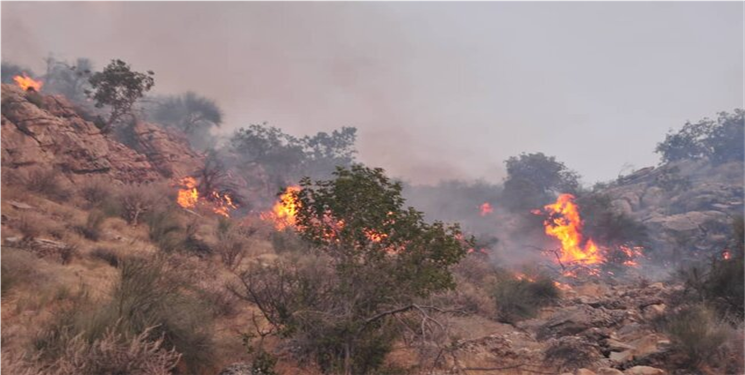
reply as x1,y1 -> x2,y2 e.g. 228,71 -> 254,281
492,274 -> 560,323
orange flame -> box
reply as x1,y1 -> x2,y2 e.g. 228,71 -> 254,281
13,72 -> 43,92
175,176 -> 237,217
480,202 -> 494,216
260,186 -> 301,230
176,177 -> 199,209
619,245 -> 644,266
542,194 -> 602,266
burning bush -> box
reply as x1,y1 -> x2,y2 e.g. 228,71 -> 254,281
492,272 -> 560,324
231,165 -> 468,374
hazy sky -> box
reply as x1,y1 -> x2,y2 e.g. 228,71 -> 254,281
2,2 -> 742,185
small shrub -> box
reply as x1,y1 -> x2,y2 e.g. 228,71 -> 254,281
544,336 -> 601,371
214,226 -> 250,269
15,214 -> 41,242
78,177 -> 114,208
23,169 -> 70,201
492,274 -> 560,323
76,210 -> 106,241
90,247 -> 120,267
146,209 -> 183,253
664,304 -> 733,368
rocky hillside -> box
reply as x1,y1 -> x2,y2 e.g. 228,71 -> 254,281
1,83 -> 203,184
604,159 -> 743,257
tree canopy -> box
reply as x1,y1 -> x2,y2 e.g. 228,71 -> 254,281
656,109 -> 744,165
86,59 -> 155,131
501,152 -> 580,211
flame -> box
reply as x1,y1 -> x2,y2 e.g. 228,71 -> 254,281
542,194 -> 602,266
619,245 -> 644,266
175,176 -> 237,217
364,229 -> 387,243
260,186 -> 301,231
553,281 -> 573,292
176,177 -> 199,209
13,72 -> 43,92
514,272 -> 535,282
723,249 -> 731,260
479,202 -> 494,216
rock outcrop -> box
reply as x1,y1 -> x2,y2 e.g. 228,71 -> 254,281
1,84 -> 203,184
600,159 -> 743,257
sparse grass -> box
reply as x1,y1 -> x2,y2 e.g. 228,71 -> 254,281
663,304 -> 734,369
146,209 -> 183,252
543,336 -> 600,371
492,273 -> 560,323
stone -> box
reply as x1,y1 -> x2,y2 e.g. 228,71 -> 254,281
623,366 -> 665,375
642,304 -> 666,321
1,83 -> 202,184
576,369 -> 596,375
217,363 -> 252,375
629,335 -> 660,357
8,200 -> 34,210
597,368 -> 625,375
609,350 -> 633,363
605,338 -> 635,351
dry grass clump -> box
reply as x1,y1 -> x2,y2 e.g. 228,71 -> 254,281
8,328 -> 181,375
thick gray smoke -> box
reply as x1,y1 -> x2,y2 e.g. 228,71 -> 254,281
2,2 -> 742,185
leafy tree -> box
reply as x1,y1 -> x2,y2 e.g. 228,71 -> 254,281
501,152 -> 580,211
43,57 -> 94,103
230,123 -> 305,187
229,124 -> 359,189
656,109 -> 744,165
152,92 -> 223,150
233,165 -> 468,374
300,127 -> 357,179
86,59 -> 155,131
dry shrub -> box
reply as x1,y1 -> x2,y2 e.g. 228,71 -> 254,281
492,274 -> 560,323
78,177 -> 115,209
15,213 -> 42,241
33,256 -> 215,374
214,224 -> 253,269
23,168 -> 71,201
117,182 -> 172,226
663,304 -> 737,370
543,336 -> 601,371
76,210 -> 106,241
1,248 -> 42,296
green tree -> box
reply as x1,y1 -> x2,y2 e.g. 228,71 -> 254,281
86,59 -> 155,131
501,152 -> 580,211
230,123 -> 305,187
300,126 -> 357,179
656,109 -> 744,165
233,165 -> 468,374
152,92 -> 223,150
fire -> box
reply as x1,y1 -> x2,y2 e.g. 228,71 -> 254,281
479,202 -> 494,216
541,194 -> 602,266
619,245 -> 644,266
175,176 -> 237,217
260,186 -> 301,231
176,177 -> 199,209
514,272 -> 535,282
364,229 -> 387,243
13,72 -> 43,92
723,249 -> 731,260
553,281 -> 574,292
